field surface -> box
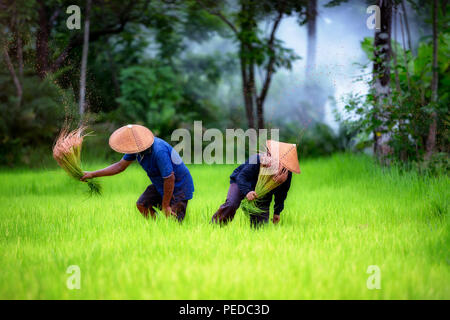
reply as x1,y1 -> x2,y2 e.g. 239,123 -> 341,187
0,154 -> 448,299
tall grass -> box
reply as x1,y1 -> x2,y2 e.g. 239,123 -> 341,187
0,154 -> 448,299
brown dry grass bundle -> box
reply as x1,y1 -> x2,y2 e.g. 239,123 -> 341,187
53,126 -> 101,195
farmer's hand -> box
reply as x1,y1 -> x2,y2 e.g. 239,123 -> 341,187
246,191 -> 258,201
273,215 -> 280,224
163,206 -> 177,218
80,171 -> 94,181
272,169 -> 288,184
260,153 -> 272,167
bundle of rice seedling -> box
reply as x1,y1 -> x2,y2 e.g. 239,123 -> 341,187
52,126 -> 102,196
241,163 -> 288,215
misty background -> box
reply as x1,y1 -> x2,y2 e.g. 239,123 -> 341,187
186,0 -> 426,130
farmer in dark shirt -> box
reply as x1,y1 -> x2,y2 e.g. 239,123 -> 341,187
81,124 -> 194,222
212,140 -> 300,227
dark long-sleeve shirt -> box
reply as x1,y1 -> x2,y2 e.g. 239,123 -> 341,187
230,154 -> 292,215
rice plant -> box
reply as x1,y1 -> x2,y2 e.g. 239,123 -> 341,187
52,126 -> 102,196
0,154 -> 450,300
241,164 -> 288,215
0,154 -> 449,299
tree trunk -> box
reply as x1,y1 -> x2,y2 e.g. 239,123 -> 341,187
425,0 -> 439,161
400,0 -> 412,52
36,0 -> 50,78
238,0 -> 256,129
2,45 -> 22,107
399,11 -> 411,90
392,6 -> 407,161
255,9 -> 284,130
256,99 -> 264,130
79,0 -> 92,116
12,2 -> 23,79
248,60 -> 262,129
306,0 -> 317,78
373,0 -> 393,161
392,6 -> 400,92
16,36 -> 23,78
240,47 -> 255,129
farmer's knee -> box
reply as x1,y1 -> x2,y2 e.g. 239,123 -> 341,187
136,202 -> 146,213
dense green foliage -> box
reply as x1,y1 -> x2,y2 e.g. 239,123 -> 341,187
341,34 -> 449,170
0,154 -> 448,299
340,1 -> 449,170
0,0 -> 447,169
0,0 -> 232,165
0,72 -> 77,166
0,0 -> 338,166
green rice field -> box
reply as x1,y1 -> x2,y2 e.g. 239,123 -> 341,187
0,154 -> 448,299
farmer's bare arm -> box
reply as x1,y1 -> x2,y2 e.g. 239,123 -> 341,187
162,172 -> 176,217
80,159 -> 132,181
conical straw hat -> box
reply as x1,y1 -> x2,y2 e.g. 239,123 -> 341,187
109,124 -> 154,154
266,140 -> 301,174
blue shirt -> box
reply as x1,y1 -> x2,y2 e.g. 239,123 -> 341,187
123,137 -> 194,201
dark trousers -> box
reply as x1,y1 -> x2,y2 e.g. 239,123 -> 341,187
211,183 -> 270,227
137,184 -> 188,222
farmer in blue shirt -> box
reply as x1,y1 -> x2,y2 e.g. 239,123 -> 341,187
81,124 -> 194,222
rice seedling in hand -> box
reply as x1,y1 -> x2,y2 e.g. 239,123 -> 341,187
52,126 -> 102,196
241,158 -> 288,215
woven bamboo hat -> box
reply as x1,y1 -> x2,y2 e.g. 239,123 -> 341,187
266,140 -> 301,174
109,124 -> 154,154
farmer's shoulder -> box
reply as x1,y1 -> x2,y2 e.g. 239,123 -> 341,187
152,137 -> 173,153
123,153 -> 137,161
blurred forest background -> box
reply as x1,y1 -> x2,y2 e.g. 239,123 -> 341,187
0,0 -> 448,173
